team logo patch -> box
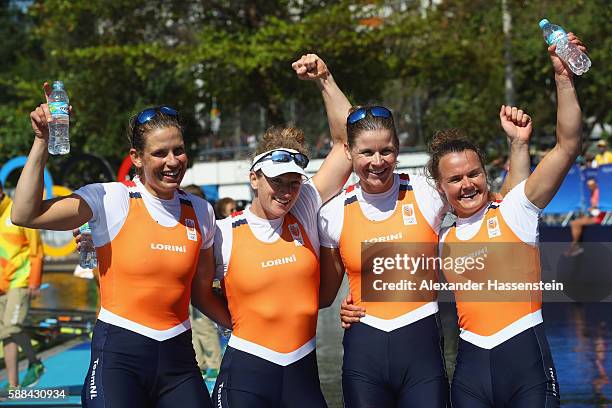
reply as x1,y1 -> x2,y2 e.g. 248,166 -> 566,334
5,217 -> 12,227
401,204 -> 417,225
185,218 -> 198,241
487,216 -> 502,238
288,223 -> 304,246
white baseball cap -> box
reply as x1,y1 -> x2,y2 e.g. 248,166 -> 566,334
250,149 -> 309,178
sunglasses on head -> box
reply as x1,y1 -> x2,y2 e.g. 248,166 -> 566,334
136,106 -> 179,125
347,106 -> 393,125
251,150 -> 310,170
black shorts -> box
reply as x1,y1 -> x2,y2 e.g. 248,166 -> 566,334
452,323 -> 560,407
82,320 -> 212,408
342,313 -> 450,408
213,346 -> 327,407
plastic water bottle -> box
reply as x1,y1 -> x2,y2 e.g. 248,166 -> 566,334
47,81 -> 70,155
539,19 -> 591,76
78,223 -> 97,269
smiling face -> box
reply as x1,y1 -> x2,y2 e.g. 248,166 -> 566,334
436,150 -> 489,218
348,129 -> 398,194
130,126 -> 187,200
249,172 -> 303,219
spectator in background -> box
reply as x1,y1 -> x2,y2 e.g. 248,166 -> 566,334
0,183 -> 45,389
592,139 -> 612,167
182,185 -> 222,381
314,132 -> 332,158
214,197 -> 236,220
583,151 -> 596,169
488,154 -> 510,192
183,184 -> 207,201
567,178 -> 606,256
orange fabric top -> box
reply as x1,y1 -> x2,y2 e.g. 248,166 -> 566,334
224,212 -> 320,353
442,202 -> 541,336
97,183 -> 202,331
339,174 -> 439,320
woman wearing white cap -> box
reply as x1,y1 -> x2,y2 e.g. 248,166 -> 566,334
212,55 -> 352,407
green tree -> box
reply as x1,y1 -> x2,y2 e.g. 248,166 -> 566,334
2,0 -> 610,175
375,0 -> 611,157
23,0 -> 392,164
0,0 -> 44,171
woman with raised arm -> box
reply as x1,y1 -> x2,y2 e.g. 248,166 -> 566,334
211,55 -> 352,407
306,50 -> 533,405
12,89 -> 230,407
435,35 -> 583,408
316,103 -> 451,407
342,33 -> 586,407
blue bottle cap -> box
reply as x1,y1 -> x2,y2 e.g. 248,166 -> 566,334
52,80 -> 64,90
539,19 -> 550,29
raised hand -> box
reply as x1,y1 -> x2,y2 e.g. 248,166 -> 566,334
339,293 -> 366,329
291,53 -> 329,81
30,103 -> 51,141
500,105 -> 532,145
548,32 -> 588,80
30,82 -> 70,141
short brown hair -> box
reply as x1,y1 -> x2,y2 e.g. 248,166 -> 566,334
346,105 -> 398,149
426,129 -> 487,182
127,108 -> 183,153
126,107 -> 183,177
253,126 -> 309,159
215,197 -> 237,218
182,184 -> 205,200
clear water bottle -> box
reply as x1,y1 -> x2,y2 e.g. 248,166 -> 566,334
47,81 -> 70,155
78,223 -> 97,269
539,19 -> 591,76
